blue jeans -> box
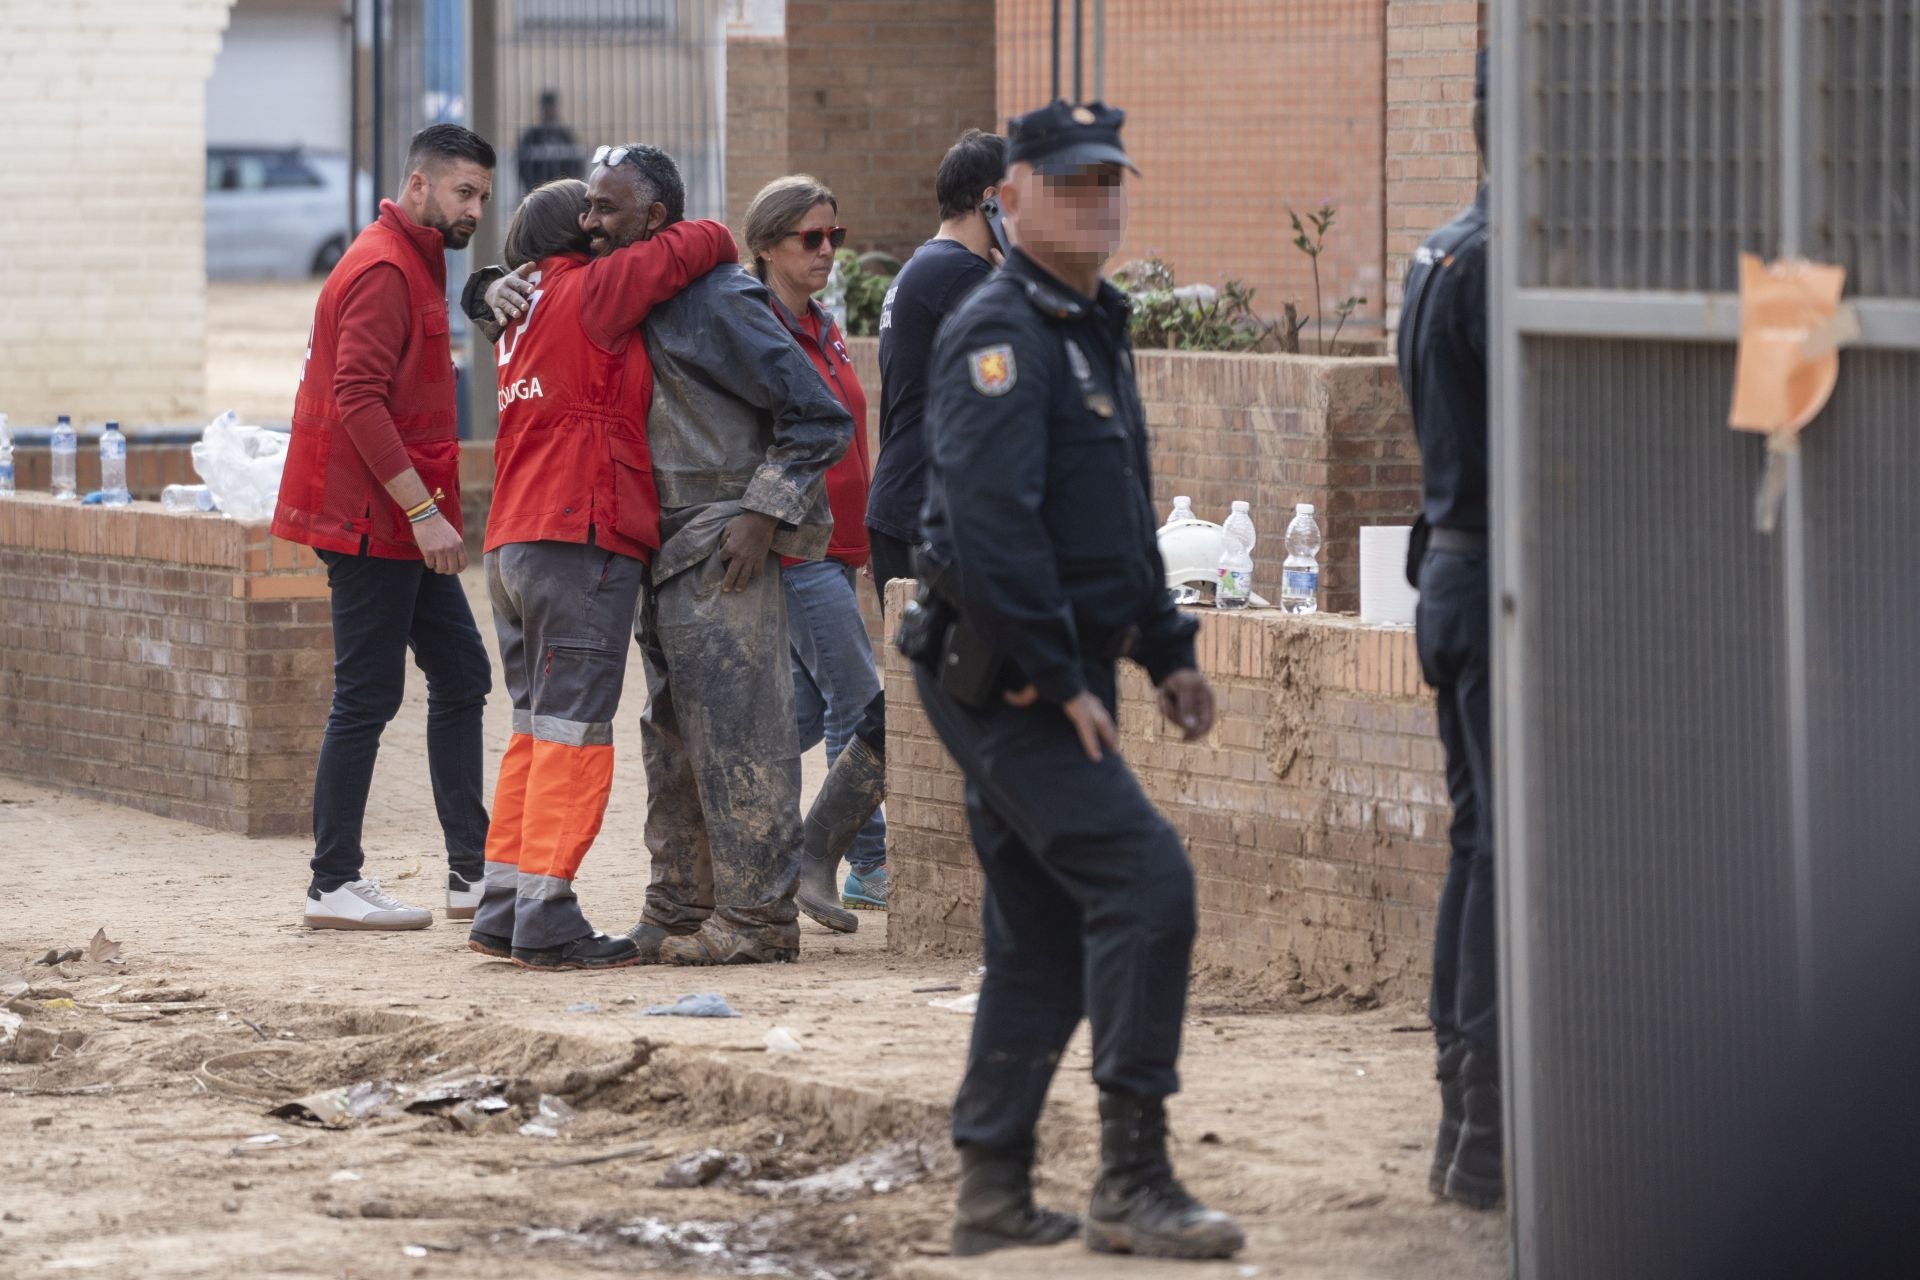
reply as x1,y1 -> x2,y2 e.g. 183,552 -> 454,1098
783,558 -> 886,873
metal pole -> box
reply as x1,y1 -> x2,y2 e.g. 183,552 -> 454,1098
1071,0 -> 1082,102
1050,0 -> 1061,102
467,0 -> 499,443
1091,0 -> 1104,100
370,0 -> 385,207
348,0 -> 361,229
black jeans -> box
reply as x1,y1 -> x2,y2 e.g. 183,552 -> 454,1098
1415,547 -> 1497,1055
914,660 -> 1197,1153
309,549 -> 490,893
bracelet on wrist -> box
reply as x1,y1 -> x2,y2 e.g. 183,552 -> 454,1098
402,496 -> 435,519
407,502 -> 440,525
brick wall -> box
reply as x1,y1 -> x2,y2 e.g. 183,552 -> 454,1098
0,495 -> 331,836
0,0 -> 237,425
1384,0 -> 1484,329
883,593 -> 1449,1000
846,338 -> 1420,617
724,1 -> 999,263
997,0 -> 1387,333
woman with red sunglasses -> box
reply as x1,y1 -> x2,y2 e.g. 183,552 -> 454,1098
742,175 -> 886,926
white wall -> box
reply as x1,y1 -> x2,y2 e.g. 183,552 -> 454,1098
206,1 -> 348,152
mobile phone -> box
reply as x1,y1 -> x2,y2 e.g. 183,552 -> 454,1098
981,196 -> 1011,260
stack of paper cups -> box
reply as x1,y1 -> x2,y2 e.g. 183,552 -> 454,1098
1359,526 -> 1419,626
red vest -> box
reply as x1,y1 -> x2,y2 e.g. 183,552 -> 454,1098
777,303 -> 870,567
273,203 -> 460,559
487,253 -> 660,561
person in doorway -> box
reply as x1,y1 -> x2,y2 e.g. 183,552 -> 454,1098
906,101 -> 1242,1260
516,89 -> 585,192
461,179 -> 737,971
273,124 -> 496,932
739,175 -> 886,931
476,143 -> 852,965
1397,49 -> 1499,1211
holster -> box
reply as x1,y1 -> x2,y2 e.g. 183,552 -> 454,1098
894,548 -> 1025,710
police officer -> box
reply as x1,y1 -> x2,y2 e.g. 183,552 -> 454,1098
1397,50 -> 1498,1210
906,101 -> 1244,1261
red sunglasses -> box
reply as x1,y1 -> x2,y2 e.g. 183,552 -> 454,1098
784,225 -> 848,251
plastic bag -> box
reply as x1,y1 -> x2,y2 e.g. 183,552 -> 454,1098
189,410 -> 288,524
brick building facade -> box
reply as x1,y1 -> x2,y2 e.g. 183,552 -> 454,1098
0,0 -> 237,427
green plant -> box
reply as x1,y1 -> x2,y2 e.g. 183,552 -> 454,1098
1111,257 -> 1279,353
826,248 -> 894,337
1287,201 -> 1367,355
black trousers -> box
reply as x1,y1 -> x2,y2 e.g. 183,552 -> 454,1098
1415,547 -> 1497,1055
913,660 -> 1197,1153
867,527 -> 916,612
309,550 -> 490,893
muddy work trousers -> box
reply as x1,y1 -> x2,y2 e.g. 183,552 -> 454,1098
913,659 -> 1198,1155
476,541 -> 647,951
635,547 -> 805,933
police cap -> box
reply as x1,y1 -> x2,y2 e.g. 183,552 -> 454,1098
1006,100 -> 1140,176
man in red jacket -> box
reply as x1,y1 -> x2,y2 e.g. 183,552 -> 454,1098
274,124 -> 497,932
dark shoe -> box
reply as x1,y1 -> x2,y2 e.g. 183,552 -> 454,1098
467,927 -> 512,959
623,919 -> 698,963
1085,1092 -> 1244,1259
1430,1040 -> 1468,1195
951,1144 -> 1081,1257
1442,1049 -> 1505,1210
797,736 -> 886,934
658,917 -> 800,966
511,932 -> 643,971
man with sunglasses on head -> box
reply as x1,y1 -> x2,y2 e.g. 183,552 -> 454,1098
470,143 -> 852,967
904,102 -> 1240,1260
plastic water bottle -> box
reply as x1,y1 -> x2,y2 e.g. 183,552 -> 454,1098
99,422 -> 130,507
50,414 -> 77,500
1215,500 -> 1256,610
161,483 -> 215,513
1164,494 -> 1197,527
0,414 -> 13,499
819,259 -> 849,334
1282,503 -> 1322,614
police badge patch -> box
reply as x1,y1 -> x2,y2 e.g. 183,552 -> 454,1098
969,344 -> 1016,396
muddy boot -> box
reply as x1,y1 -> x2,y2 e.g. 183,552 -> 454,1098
797,737 -> 885,934
1085,1092 -> 1244,1260
623,919 -> 699,963
1442,1049 -> 1505,1210
1430,1040 -> 1468,1195
467,926 -> 512,959
658,916 -> 801,966
951,1144 -> 1082,1257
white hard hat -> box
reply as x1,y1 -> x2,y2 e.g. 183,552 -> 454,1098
1158,519 -> 1226,589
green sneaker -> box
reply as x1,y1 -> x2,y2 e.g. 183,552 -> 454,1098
842,865 -> 887,910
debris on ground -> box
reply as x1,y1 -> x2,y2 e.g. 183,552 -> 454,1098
642,992 -> 739,1018
764,1026 -> 803,1054
517,1094 -> 576,1139
657,1147 -> 755,1189
34,949 -> 83,967
927,993 -> 979,1014
749,1141 -> 934,1202
87,929 -> 123,964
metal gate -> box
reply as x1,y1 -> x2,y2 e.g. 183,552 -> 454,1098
1493,3 -> 1920,1274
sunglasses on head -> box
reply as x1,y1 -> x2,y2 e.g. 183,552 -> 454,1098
591,144 -> 640,169
784,226 -> 848,252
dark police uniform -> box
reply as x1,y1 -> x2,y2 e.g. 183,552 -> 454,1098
908,102 -> 1201,1157
1397,47 -> 1499,1210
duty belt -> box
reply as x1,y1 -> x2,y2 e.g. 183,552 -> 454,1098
1428,527 -> 1489,555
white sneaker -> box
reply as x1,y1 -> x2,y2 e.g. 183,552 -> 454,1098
304,879 -> 433,931
446,873 -> 482,921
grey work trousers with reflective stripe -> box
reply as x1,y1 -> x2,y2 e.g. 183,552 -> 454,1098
635,545 -> 804,933
477,540 -> 647,950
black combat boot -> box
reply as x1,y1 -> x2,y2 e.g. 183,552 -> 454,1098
511,932 -> 642,971
1430,1040 -> 1468,1195
796,737 -> 886,934
1085,1092 -> 1245,1259
1442,1048 -> 1505,1210
950,1144 -> 1082,1257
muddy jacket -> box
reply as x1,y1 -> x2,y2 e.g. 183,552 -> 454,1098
642,264 -> 853,583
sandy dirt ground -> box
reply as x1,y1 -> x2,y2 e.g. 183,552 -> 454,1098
1,285 -> 1507,1277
